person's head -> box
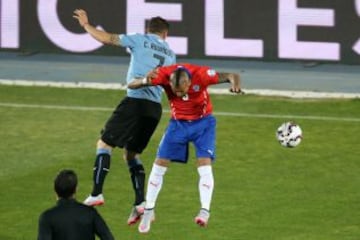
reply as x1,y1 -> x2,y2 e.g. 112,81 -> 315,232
169,67 -> 192,97
147,16 -> 170,39
54,169 -> 77,199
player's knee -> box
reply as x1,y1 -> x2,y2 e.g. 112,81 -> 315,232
155,158 -> 170,167
96,139 -> 112,150
197,158 -> 212,167
123,150 -> 138,161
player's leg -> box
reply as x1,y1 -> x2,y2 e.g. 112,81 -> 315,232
144,119 -> 189,210
138,158 -> 169,233
125,150 -> 145,206
84,139 -> 112,206
84,97 -> 134,206
195,158 -> 213,227
139,119 -> 188,233
144,158 -> 170,209
126,99 -> 162,225
125,149 -> 146,225
192,115 -> 216,226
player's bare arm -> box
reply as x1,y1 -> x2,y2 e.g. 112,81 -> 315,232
73,9 -> 121,46
127,69 -> 158,89
127,77 -> 150,89
218,72 -> 243,94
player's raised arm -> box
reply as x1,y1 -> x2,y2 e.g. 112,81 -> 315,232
218,72 -> 243,94
73,9 -> 120,46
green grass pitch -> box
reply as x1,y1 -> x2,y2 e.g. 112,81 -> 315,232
0,85 -> 359,239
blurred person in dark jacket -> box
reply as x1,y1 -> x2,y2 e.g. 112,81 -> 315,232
37,169 -> 114,240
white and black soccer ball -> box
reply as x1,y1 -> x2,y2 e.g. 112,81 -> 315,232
276,122 -> 302,148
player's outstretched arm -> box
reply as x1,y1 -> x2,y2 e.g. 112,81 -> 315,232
73,9 -> 120,46
218,72 -> 243,94
127,77 -> 151,89
127,69 -> 158,89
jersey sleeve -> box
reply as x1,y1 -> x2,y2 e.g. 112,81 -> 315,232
38,212 -> 52,240
119,33 -> 142,49
199,66 -> 219,86
93,209 -> 115,240
150,66 -> 172,86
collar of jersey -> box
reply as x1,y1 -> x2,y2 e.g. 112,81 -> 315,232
147,33 -> 165,42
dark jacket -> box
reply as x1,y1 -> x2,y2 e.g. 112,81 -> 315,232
38,198 -> 114,240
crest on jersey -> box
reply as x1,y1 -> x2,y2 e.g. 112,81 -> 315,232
207,69 -> 216,77
182,94 -> 189,101
193,85 -> 200,92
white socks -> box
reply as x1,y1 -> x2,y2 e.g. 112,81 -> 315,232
198,165 -> 214,211
144,164 -> 214,211
145,164 -> 167,209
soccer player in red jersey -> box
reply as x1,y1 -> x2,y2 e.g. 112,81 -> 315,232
128,63 -> 242,233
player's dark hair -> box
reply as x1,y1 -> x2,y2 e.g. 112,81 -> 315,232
172,67 -> 191,87
148,16 -> 170,34
54,169 -> 77,199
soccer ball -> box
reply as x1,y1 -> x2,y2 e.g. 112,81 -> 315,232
276,122 -> 302,148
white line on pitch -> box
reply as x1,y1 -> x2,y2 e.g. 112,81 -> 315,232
0,102 -> 359,122
214,111 -> 360,122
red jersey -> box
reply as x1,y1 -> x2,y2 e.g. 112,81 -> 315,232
150,63 -> 219,120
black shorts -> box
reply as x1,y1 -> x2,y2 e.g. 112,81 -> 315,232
100,97 -> 162,153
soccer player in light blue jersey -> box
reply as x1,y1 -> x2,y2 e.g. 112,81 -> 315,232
73,9 -> 176,225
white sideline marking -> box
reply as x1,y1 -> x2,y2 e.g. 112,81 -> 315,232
0,102 -> 112,111
0,102 -> 359,122
1,79 -> 360,99
210,88 -> 360,99
214,111 -> 360,122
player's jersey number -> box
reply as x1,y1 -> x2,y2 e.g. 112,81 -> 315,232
153,54 -> 165,67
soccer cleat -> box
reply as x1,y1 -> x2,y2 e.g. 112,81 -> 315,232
127,202 -> 145,225
194,209 -> 210,227
138,208 -> 155,233
83,194 -> 105,206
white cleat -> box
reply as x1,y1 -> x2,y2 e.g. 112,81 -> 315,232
127,202 -> 145,225
138,208 -> 155,233
194,209 -> 210,227
83,194 -> 105,206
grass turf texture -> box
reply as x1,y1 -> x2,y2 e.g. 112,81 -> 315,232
0,85 -> 359,240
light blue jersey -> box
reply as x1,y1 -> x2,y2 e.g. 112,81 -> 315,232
120,33 -> 176,103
